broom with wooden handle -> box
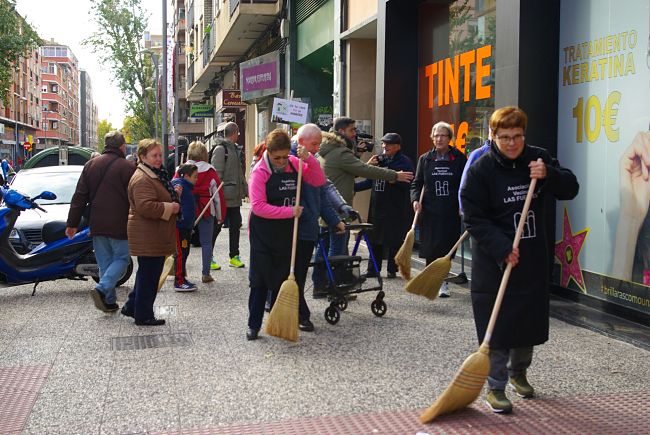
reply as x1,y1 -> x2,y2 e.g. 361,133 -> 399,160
405,230 -> 469,299
395,187 -> 426,280
157,182 -> 224,291
266,158 -> 303,342
419,164 -> 539,423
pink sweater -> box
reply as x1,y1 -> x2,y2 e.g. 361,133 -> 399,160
249,152 -> 326,219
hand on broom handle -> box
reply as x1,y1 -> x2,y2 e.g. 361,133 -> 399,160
483,160 -> 540,345
193,182 -> 224,227
288,159 -> 303,276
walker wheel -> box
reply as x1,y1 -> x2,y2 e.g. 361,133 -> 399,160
325,306 -> 341,325
336,298 -> 348,311
371,299 -> 387,317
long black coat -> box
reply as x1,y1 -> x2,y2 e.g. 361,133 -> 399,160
357,151 -> 415,247
411,147 -> 467,260
461,143 -> 579,349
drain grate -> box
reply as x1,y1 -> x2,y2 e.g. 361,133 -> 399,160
111,333 -> 193,351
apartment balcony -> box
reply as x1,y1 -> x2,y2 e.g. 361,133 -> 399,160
41,92 -> 64,106
188,0 -> 280,101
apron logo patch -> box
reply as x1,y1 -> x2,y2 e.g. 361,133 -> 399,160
374,179 -> 386,192
514,210 -> 537,239
435,180 -> 450,196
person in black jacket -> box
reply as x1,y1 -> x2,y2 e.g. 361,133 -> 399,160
356,133 -> 415,278
411,122 -> 467,297
461,106 -> 579,414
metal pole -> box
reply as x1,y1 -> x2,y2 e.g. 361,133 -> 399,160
154,66 -> 159,141
162,0 -> 169,163
173,40 -> 179,168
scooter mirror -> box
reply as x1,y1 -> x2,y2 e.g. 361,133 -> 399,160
33,191 -> 57,201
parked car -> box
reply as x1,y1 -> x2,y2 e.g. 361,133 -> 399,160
8,165 -> 84,254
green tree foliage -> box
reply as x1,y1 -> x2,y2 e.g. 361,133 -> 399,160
83,0 -> 156,138
97,119 -> 113,152
0,0 -> 42,105
121,115 -> 151,144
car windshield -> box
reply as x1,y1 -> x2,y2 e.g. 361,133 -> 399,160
10,170 -> 81,204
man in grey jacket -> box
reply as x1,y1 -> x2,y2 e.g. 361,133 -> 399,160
210,122 -> 248,268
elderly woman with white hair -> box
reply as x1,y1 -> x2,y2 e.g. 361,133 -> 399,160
410,121 -> 467,297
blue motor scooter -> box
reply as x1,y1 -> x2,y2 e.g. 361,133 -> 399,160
0,168 -> 132,295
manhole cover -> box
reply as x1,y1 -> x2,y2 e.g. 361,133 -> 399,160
111,333 -> 193,351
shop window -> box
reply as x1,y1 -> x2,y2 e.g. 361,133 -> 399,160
417,0 -> 496,157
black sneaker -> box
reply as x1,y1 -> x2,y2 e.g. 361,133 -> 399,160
299,319 -> 315,332
105,303 -> 119,312
246,328 -> 259,340
135,318 -> 166,326
90,289 -> 108,312
386,271 -> 397,279
120,306 -> 134,318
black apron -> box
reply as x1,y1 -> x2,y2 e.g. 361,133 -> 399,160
248,159 -> 298,290
419,153 -> 463,260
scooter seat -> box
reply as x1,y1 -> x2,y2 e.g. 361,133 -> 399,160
42,220 -> 68,244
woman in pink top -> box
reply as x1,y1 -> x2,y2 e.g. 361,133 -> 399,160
246,129 -> 326,340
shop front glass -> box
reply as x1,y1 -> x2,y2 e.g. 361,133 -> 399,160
416,0 -> 497,262
555,0 -> 650,315
417,0 -> 496,157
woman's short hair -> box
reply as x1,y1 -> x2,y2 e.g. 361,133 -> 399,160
265,129 -> 291,153
187,141 -> 208,162
430,121 -> 453,139
137,139 -> 161,160
489,106 -> 528,132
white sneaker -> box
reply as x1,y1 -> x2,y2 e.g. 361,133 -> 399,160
438,281 -> 450,298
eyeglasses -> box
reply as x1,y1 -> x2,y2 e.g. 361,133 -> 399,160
432,134 -> 449,139
496,134 -> 525,144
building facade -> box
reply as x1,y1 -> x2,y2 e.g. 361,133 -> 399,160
0,45 -> 42,165
172,0 -> 204,144
37,41 -> 80,149
79,70 -> 98,149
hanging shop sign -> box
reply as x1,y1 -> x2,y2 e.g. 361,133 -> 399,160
215,89 -> 245,112
555,0 -> 650,315
240,51 -> 281,102
189,104 -> 215,118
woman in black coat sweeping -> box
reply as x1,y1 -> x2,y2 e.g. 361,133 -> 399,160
411,122 -> 467,297
461,106 -> 579,414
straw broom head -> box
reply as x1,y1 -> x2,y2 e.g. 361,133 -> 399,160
265,274 -> 299,342
404,255 -> 451,299
419,343 -> 490,423
157,256 -> 175,292
394,228 -> 415,280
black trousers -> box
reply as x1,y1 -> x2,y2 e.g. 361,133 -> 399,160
212,206 -> 242,258
125,256 -> 165,322
368,243 -> 398,274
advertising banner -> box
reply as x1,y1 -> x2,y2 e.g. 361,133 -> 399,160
240,51 -> 281,102
556,0 -> 650,314
271,98 -> 309,125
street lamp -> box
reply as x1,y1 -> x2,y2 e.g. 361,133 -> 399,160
13,92 -> 27,165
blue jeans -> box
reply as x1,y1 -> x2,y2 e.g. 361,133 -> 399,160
93,236 -> 130,305
311,227 -> 349,289
198,216 -> 214,276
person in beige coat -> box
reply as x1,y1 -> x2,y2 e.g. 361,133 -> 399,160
121,139 -> 180,326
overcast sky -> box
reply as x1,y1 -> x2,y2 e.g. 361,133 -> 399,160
16,0 -> 171,128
